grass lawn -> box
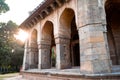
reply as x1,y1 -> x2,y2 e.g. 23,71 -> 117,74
0,73 -> 19,80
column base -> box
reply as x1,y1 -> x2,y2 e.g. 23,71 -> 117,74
80,60 -> 111,74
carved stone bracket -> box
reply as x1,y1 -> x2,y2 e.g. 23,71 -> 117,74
30,42 -> 38,48
38,44 -> 51,49
29,47 -> 38,52
55,37 -> 70,44
38,39 -> 51,45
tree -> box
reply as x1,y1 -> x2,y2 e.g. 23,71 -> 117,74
0,21 -> 24,73
0,21 -> 17,67
0,0 -> 9,14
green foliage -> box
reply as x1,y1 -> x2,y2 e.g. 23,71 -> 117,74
0,0 -> 9,14
51,48 -> 56,67
0,21 -> 24,74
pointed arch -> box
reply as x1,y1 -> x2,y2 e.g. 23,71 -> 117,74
60,8 -> 75,28
59,8 -> 80,67
41,21 -> 56,68
59,8 -> 76,38
31,29 -> 37,43
42,21 -> 54,41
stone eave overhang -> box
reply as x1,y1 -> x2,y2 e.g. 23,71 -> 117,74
19,0 -> 70,31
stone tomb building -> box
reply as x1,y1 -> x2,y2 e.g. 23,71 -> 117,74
20,0 -> 120,79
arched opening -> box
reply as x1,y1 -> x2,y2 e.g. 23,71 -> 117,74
60,8 -> 80,67
105,0 -> 120,65
42,21 -> 56,68
71,16 -> 80,66
30,29 -> 38,68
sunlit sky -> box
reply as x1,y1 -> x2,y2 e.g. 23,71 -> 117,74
0,0 -> 43,25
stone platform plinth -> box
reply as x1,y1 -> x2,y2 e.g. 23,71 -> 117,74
21,67 -> 120,80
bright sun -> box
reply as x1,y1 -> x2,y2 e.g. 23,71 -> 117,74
14,29 -> 28,42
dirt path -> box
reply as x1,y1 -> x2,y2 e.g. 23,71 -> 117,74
3,75 -> 26,80
0,73 -> 25,80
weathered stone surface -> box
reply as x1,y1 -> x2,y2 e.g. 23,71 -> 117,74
77,0 -> 106,28
38,44 -> 51,69
56,38 -> 71,69
21,0 -> 120,78
21,69 -> 120,80
79,23 -> 111,74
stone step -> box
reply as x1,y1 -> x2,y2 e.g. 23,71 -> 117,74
112,65 -> 120,72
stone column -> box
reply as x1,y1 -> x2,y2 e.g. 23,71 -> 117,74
55,37 -> 71,69
22,40 -> 29,71
77,0 -> 111,74
29,42 -> 38,68
79,24 -> 111,74
38,41 -> 51,69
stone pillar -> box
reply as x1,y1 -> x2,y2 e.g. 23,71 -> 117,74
38,41 -> 51,69
29,42 -> 38,68
79,24 -> 111,74
77,0 -> 111,74
22,40 -> 29,71
55,37 -> 71,69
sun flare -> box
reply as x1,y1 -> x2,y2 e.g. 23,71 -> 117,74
14,29 -> 28,42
